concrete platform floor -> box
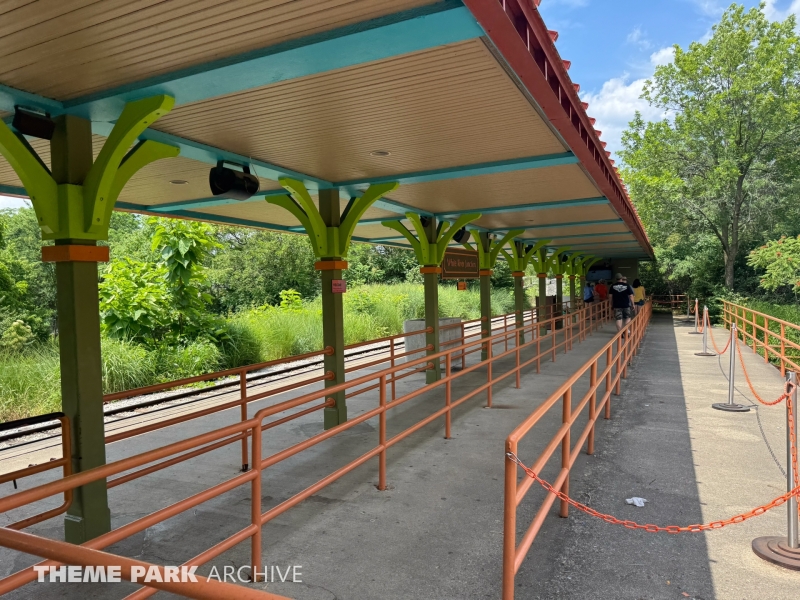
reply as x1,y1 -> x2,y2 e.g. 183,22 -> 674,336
2,312 -> 798,599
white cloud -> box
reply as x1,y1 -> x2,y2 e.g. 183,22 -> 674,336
626,26 -> 652,50
649,46 -> 675,66
763,0 -> 800,20
0,195 -> 29,210
581,75 -> 667,158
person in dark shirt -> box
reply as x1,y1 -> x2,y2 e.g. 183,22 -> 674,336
610,273 -> 635,332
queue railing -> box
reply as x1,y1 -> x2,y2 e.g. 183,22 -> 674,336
502,300 -> 651,599
722,300 -> 800,377
0,300 -> 612,598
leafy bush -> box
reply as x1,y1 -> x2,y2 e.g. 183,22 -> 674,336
748,235 -> 800,294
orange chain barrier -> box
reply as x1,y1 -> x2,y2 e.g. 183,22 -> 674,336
734,337 -> 796,407
507,352 -> 800,534
508,396 -> 797,533
707,312 -> 731,354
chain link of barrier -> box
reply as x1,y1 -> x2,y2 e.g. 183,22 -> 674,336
706,312 -> 731,355
507,336 -> 800,534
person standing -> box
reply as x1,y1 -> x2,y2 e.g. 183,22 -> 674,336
583,281 -> 595,304
610,274 -> 635,333
632,279 -> 645,311
594,279 -> 608,302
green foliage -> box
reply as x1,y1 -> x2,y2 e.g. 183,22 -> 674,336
279,289 -> 303,311
209,229 -> 318,311
748,235 -> 800,293
622,4 -> 800,290
99,258 -> 172,343
0,320 -> 35,353
344,243 -> 418,286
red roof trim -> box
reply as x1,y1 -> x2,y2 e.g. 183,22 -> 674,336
462,0 -> 653,256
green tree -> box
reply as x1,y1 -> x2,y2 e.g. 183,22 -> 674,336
209,229 -> 318,310
748,235 -> 800,293
150,218 -> 222,338
621,4 -> 800,289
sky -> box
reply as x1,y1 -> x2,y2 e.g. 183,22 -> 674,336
537,0 -> 799,156
2,1 -> 799,211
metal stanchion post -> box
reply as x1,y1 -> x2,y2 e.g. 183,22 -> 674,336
712,324 -> 750,412
695,306 -> 716,357
752,371 -> 800,569
687,297 -> 691,319
689,298 -> 702,334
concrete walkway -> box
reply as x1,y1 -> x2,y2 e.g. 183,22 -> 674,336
2,312 -> 798,599
518,313 -> 798,600
1,318 -> 616,599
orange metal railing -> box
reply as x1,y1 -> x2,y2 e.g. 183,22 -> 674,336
501,301 -> 651,599
650,294 -> 688,312
722,300 -> 800,377
0,301 -> 612,599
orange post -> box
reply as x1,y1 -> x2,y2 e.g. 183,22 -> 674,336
502,441 -> 518,600
614,336 -> 622,396
487,341 -> 493,408
560,387 -> 571,518
588,361 -> 597,455
379,375 -> 387,490
249,420 -> 262,580
445,355 -> 452,439
390,340 -> 396,401
240,371 -> 249,471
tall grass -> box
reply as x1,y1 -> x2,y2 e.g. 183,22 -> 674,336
1,283 -> 524,422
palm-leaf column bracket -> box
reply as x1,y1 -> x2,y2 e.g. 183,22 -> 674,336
0,95 -> 179,544
501,239 -> 549,345
382,212 -> 481,383
573,255 -> 601,308
274,178 -> 399,429
549,248 -> 573,331
562,254 -> 584,324
528,244 -> 567,336
462,229 -> 523,360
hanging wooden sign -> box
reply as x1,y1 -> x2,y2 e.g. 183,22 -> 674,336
441,248 -> 479,279
457,281 -> 468,291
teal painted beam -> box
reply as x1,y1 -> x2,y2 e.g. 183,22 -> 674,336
8,4 -> 481,121
524,218 -> 623,230
336,152 -> 578,191
146,189 -> 290,213
563,241 -> 640,248
438,197 -> 608,217
543,231 -> 635,240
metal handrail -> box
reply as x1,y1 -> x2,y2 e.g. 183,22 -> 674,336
501,301 -> 652,599
0,301 -> 613,598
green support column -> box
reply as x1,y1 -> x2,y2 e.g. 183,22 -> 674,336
555,275 -> 564,330
568,275 -> 577,323
537,273 -> 548,335
462,229 -> 522,361
478,233 -> 493,360
273,179 -> 400,428
422,216 -> 441,384
383,212 -> 481,381
502,240 -> 547,347
0,96 -> 179,543
513,272 -> 525,344
318,189 -> 347,427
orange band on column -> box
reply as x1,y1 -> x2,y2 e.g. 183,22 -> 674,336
420,266 -> 442,274
315,260 -> 348,271
555,275 -> 564,279
537,273 -> 547,278
41,245 -> 109,263
512,271 -> 525,277
479,269 -> 493,276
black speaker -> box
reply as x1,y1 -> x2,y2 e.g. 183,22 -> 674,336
525,244 -> 534,254
452,227 -> 470,244
12,108 -> 55,140
209,161 -> 260,200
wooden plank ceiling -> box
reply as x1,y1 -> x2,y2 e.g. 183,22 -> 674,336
0,1 -> 649,259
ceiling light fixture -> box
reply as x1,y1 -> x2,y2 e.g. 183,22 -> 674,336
169,179 -> 189,185
369,150 -> 391,157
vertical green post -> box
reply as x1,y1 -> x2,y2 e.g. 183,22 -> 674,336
52,115 -> 111,543
555,275 -> 564,330
423,217 -> 440,384
537,273 -> 548,336
569,275 -> 577,324
319,189 -> 347,428
513,272 -> 526,345
478,233 -> 492,361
